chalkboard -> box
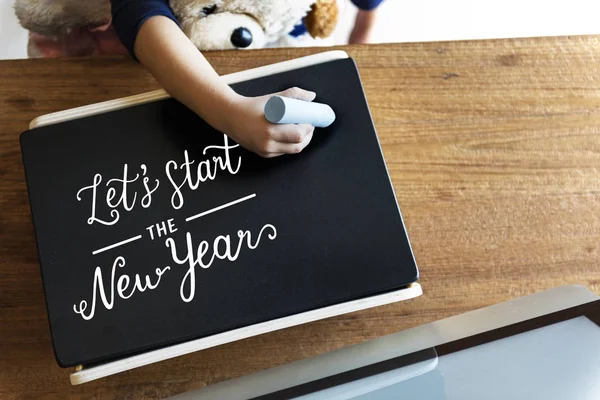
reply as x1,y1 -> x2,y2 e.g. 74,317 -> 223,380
20,58 -> 419,368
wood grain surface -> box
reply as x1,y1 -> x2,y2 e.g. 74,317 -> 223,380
1,36 -> 599,399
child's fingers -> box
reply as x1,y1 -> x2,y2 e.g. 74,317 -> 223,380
275,87 -> 316,102
270,124 -> 314,144
269,127 -> 314,155
261,152 -> 284,158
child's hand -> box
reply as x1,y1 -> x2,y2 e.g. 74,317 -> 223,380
134,18 -> 315,158
222,87 -> 317,158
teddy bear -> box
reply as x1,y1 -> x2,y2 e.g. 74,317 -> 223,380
14,0 -> 339,57
171,0 -> 339,50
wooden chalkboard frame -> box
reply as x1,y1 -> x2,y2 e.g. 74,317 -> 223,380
27,51 -> 422,384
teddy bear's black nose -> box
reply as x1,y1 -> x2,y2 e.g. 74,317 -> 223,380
230,27 -> 253,48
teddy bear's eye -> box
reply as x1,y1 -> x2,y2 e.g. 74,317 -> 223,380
202,5 -> 217,16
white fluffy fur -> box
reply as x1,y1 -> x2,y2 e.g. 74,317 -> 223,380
180,12 -> 266,50
170,0 -> 316,50
15,0 -> 317,50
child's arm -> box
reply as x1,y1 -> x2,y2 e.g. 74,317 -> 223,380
112,3 -> 315,158
348,0 -> 384,44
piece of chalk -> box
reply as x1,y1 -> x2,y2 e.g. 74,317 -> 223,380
264,96 -> 336,128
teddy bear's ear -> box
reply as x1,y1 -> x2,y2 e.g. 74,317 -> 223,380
305,0 -> 339,39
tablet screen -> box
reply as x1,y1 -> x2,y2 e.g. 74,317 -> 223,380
428,316 -> 599,400
257,301 -> 600,400
296,316 -> 600,400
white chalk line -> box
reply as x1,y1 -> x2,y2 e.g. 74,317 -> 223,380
92,235 -> 143,256
185,193 -> 257,222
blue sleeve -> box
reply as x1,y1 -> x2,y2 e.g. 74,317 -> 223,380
111,0 -> 179,59
351,0 -> 385,10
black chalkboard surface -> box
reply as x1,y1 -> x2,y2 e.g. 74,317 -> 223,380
21,58 -> 418,368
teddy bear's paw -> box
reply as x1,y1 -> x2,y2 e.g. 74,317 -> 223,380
306,0 -> 339,39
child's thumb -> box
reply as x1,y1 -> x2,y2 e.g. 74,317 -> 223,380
276,87 -> 316,102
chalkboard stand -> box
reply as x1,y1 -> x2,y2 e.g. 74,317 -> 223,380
70,283 -> 421,384
27,51 -> 423,384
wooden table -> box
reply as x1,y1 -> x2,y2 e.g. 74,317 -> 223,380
1,36 -> 599,399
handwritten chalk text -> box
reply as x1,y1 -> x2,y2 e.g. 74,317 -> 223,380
73,256 -> 170,320
76,164 -> 159,226
146,218 -> 178,240
166,135 -> 241,210
165,224 -> 277,303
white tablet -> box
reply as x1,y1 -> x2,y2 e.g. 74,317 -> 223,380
171,285 -> 599,400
